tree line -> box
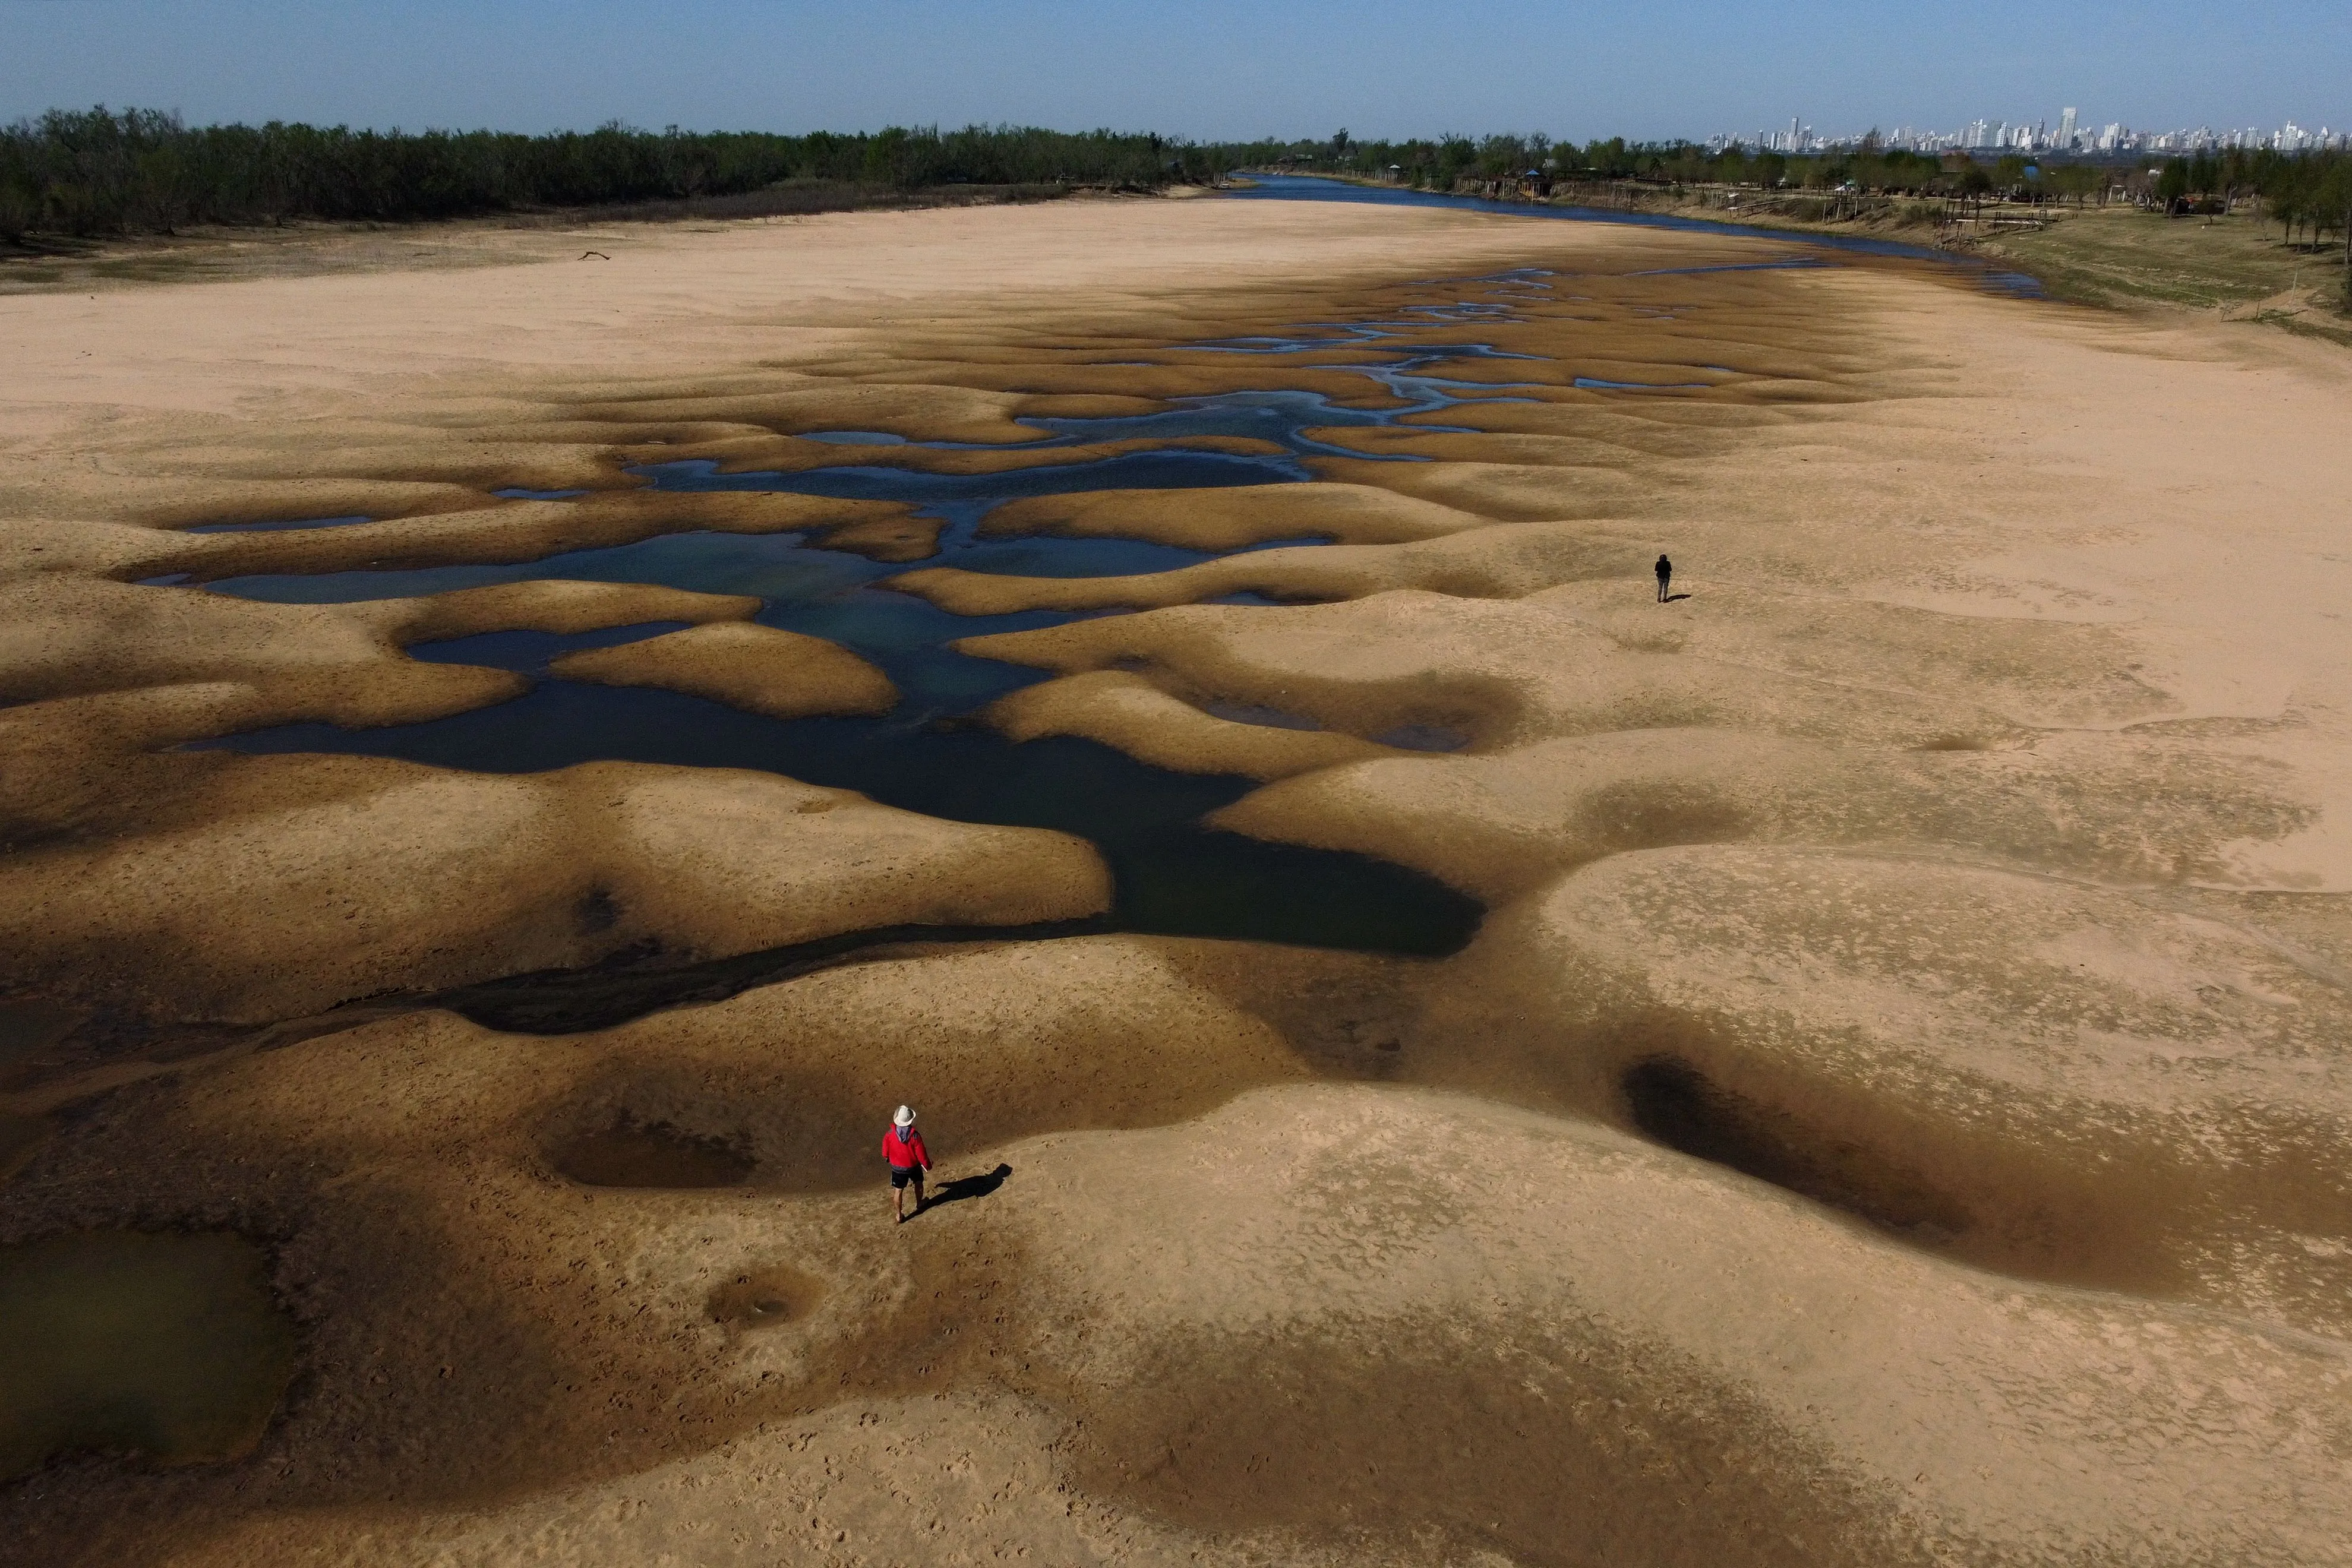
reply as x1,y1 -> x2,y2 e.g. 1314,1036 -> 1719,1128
1274,129 -> 2350,270
2156,148 -> 2352,253
1281,128 -> 2341,208
0,108 -> 1248,241
8,108 -> 2345,275
1267,130 -> 1955,194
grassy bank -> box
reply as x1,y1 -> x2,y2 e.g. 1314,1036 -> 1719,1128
1620,188 -> 2352,341
1356,170 -> 2352,343
1963,206 -> 2350,334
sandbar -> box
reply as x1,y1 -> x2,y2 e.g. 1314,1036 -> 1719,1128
550,622 -> 899,719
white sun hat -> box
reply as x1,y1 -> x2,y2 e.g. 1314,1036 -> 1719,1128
894,1105 -> 915,1127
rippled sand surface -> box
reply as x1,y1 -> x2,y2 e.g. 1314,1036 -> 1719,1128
4,195 -> 2352,1566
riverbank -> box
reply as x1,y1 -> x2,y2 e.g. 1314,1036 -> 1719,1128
1967,203 -> 2352,339
1661,188 -> 2352,334
1280,167 -> 1948,241
5,193 -> 2352,1565
1286,170 -> 2352,336
0,179 -> 1135,295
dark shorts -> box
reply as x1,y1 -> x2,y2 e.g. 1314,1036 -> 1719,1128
889,1165 -> 926,1189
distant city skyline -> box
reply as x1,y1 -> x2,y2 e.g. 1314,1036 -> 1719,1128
1713,112 -> 2344,157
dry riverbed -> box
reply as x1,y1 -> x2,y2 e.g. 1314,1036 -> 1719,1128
4,192 -> 2352,1566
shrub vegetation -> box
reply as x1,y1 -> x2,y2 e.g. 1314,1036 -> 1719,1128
0,108 -> 1249,241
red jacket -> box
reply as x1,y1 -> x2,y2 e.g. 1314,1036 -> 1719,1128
883,1126 -> 930,1170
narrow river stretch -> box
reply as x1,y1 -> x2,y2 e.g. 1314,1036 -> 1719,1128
1226,172 -> 2045,295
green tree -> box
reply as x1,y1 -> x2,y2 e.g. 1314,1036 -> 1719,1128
2319,156 -> 2352,304
2048,163 -> 2100,207
2157,157 -> 2189,206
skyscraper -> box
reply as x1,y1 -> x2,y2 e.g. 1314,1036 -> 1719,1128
2057,106 -> 2079,148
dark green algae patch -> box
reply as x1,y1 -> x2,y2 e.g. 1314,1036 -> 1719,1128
0,1230 -> 295,1479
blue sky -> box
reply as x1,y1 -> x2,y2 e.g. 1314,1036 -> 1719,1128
2,0 -> 2342,141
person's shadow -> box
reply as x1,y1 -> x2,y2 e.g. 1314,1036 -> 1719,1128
1663,592 -> 1693,602
920,1163 -> 1012,1214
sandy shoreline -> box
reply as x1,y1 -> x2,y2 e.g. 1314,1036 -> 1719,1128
5,194 -> 2352,1564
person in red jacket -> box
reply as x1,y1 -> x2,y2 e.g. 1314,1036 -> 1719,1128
884,1105 -> 932,1223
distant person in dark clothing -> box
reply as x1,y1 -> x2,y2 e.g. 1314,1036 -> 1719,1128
884,1105 -> 932,1223
1655,554 -> 1673,602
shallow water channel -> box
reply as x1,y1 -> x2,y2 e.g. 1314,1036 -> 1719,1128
188,329 -> 1565,956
